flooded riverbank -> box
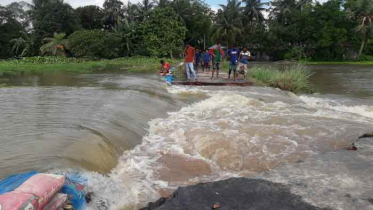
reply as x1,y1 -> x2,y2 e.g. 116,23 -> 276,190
0,65 -> 373,209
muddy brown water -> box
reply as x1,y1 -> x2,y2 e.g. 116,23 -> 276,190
0,65 -> 373,209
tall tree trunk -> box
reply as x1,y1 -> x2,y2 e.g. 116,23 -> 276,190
358,32 -> 368,57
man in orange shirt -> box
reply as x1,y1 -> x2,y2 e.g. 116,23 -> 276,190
184,43 -> 197,81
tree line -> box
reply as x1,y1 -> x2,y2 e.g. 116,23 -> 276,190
0,0 -> 372,61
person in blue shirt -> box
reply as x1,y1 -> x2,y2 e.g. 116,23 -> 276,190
202,49 -> 212,72
227,45 -> 240,81
195,49 -> 201,72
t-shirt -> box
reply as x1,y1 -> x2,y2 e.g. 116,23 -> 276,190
240,51 -> 251,64
185,47 -> 195,62
228,49 -> 240,64
203,52 -> 211,62
162,62 -> 171,72
195,52 -> 201,62
213,48 -> 222,62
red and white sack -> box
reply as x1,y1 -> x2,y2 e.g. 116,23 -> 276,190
0,191 -> 39,210
42,194 -> 67,210
15,174 -> 65,210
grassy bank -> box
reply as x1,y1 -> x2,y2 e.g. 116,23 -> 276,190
0,57 -> 182,75
300,61 -> 373,65
247,65 -> 314,93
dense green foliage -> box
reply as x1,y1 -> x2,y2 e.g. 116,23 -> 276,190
0,0 -> 372,61
68,30 -> 121,58
141,8 -> 187,57
0,57 -> 178,75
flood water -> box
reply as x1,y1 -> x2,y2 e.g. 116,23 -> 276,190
0,65 -> 373,210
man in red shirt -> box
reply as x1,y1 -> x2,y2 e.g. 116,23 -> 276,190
159,60 -> 171,76
184,43 -> 197,81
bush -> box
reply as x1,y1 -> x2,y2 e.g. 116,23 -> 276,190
248,65 -> 314,93
67,30 -> 121,59
357,54 -> 373,61
4,56 -> 88,64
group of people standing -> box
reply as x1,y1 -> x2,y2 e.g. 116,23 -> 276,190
184,42 -> 251,81
159,43 -> 252,82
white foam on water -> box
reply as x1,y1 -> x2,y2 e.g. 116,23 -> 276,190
299,95 -> 373,120
80,86 -> 373,210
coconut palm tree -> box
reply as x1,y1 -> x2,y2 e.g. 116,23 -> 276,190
212,2 -> 243,47
10,32 -> 33,57
103,0 -> 124,28
155,0 -> 170,8
40,33 -> 68,56
136,0 -> 155,21
243,0 -> 268,23
349,0 -> 373,56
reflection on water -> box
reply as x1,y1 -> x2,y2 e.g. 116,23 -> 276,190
309,65 -> 373,99
0,66 -> 373,210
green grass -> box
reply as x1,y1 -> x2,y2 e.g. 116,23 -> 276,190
247,65 -> 314,93
0,56 -> 182,75
300,61 -> 373,65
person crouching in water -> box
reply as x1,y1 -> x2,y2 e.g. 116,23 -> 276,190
227,45 -> 240,81
159,60 -> 171,76
202,49 -> 211,72
238,47 -> 251,79
184,43 -> 197,81
210,42 -> 224,79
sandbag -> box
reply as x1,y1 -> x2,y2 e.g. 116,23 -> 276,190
15,174 -> 65,210
0,191 -> 39,210
0,172 -> 38,195
42,194 -> 67,210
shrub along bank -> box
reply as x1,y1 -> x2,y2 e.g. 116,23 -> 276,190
0,57 -> 180,75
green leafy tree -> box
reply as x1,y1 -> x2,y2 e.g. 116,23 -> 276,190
347,0 -> 373,56
155,0 -> 170,8
10,32 -> 34,57
212,0 -> 243,47
27,0 -> 81,55
103,0 -> 124,29
0,5 -> 25,58
136,0 -> 155,21
112,18 -> 139,56
141,8 -> 187,57
68,30 -> 121,58
40,33 -> 68,56
76,5 -> 104,30
243,0 -> 268,23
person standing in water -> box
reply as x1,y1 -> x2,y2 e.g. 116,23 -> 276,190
238,47 -> 251,79
184,43 -> 197,81
209,42 -> 224,79
227,45 -> 240,81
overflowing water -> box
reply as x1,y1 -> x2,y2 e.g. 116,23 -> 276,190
0,65 -> 373,210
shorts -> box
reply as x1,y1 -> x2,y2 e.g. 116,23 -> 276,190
238,63 -> 248,75
213,62 -> 220,69
229,63 -> 238,70
203,61 -> 210,68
